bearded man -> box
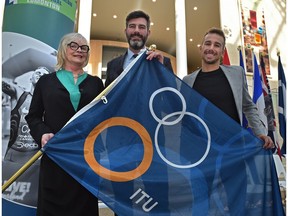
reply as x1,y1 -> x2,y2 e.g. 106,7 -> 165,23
105,10 -> 173,87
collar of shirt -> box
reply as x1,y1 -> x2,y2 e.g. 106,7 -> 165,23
123,48 -> 147,69
127,48 -> 146,59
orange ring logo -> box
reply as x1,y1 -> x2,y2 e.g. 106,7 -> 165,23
84,117 -> 153,182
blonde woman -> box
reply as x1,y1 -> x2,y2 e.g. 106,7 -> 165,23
26,32 -> 104,216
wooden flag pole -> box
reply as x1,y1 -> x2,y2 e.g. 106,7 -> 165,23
2,150 -> 43,192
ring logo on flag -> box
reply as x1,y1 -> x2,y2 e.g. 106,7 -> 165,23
84,87 -> 211,182
150,87 -> 211,168
84,117 -> 153,182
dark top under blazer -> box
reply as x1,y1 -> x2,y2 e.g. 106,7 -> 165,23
25,72 -> 104,216
183,65 -> 266,136
105,51 -> 174,87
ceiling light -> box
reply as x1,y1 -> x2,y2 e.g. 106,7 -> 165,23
194,7 -> 197,10
92,13 -> 97,17
166,27 -> 170,31
151,22 -> 154,26
189,38 -> 193,42
152,0 -> 156,2
113,15 -> 117,19
197,44 -> 201,47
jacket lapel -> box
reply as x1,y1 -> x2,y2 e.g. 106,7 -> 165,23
220,65 -> 243,124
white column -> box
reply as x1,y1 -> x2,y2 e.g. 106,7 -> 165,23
77,0 -> 92,73
1,1 -> 4,29
1,2 -> 5,73
77,0 -> 92,41
175,0 -> 188,78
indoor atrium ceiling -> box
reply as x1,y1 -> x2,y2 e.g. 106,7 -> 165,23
88,0 -> 221,73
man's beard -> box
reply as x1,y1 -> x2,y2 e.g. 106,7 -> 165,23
202,53 -> 220,65
127,33 -> 147,50
129,39 -> 145,50
204,58 -> 219,65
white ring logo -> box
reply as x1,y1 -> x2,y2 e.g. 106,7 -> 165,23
149,87 -> 211,168
149,87 -> 186,125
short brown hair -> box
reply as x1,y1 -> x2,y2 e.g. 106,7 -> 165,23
126,10 -> 150,29
203,27 -> 226,47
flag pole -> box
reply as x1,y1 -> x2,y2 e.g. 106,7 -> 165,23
1,77 -> 119,193
277,48 -> 280,56
2,150 -> 43,192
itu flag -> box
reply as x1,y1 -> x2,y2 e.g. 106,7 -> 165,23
252,52 -> 268,134
278,55 -> 286,155
43,53 -> 284,215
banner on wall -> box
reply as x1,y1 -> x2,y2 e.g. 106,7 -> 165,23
239,0 -> 271,75
2,1 -> 77,215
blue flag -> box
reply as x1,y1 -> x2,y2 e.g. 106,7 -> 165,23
239,48 -> 245,69
252,52 -> 268,134
43,53 -> 284,215
278,55 -> 286,155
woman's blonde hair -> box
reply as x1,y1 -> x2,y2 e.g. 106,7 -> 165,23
55,33 -> 90,71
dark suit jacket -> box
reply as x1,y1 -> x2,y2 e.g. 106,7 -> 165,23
105,51 -> 174,87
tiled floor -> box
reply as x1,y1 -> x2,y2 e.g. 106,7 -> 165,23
99,202 -> 114,216
99,207 -> 114,216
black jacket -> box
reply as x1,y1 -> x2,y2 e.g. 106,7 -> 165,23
25,72 -> 104,216
26,72 -> 104,144
105,51 -> 174,87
